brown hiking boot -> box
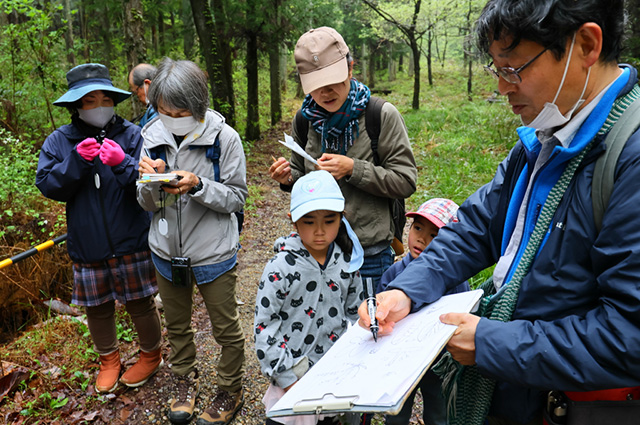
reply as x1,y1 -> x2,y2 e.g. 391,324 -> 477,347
120,347 -> 164,388
168,369 -> 199,424
95,350 -> 121,393
196,388 -> 244,425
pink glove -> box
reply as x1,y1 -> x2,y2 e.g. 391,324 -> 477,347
99,138 -> 125,167
76,138 -> 101,161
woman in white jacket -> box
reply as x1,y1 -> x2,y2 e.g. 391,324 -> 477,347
137,58 -> 247,425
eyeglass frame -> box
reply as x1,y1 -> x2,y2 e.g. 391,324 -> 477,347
484,47 -> 549,84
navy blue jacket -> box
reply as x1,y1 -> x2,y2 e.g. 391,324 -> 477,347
36,115 -> 150,263
388,67 -> 640,423
378,253 -> 469,294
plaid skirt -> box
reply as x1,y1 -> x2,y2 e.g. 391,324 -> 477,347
72,250 -> 157,307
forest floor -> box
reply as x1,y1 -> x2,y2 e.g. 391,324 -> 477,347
0,122 -> 425,424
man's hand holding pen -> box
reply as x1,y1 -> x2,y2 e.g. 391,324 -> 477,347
357,289 -> 412,336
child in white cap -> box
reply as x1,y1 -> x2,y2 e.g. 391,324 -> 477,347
379,198 -> 469,425
254,170 -> 363,425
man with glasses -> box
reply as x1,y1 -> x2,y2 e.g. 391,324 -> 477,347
360,1 -> 640,425
128,63 -> 158,127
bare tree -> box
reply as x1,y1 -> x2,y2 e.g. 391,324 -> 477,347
362,0 -> 426,109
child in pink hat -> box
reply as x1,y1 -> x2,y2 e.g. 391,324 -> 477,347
379,198 -> 469,425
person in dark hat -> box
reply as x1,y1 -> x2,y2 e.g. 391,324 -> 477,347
36,63 -> 163,394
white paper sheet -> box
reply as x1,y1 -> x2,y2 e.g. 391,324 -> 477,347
269,289 -> 483,416
278,133 -> 318,165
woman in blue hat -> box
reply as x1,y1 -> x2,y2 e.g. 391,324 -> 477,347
35,63 -> 163,393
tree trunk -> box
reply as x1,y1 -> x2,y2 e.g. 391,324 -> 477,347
388,43 -> 396,82
411,39 -> 420,110
368,40 -> 375,89
63,0 -> 75,67
79,0 -> 89,60
427,30 -> 433,87
465,0 -> 473,100
182,0 -> 196,59
246,31 -> 260,141
211,0 -> 236,126
101,3 -> 112,68
125,0 -> 145,118
628,0 -> 640,58
269,45 -> 282,126
268,0 -> 282,126
190,0 -> 235,126
361,41 -> 369,83
279,43 -> 287,92
158,10 -> 165,56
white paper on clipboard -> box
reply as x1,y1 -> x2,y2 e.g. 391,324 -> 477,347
278,133 -> 318,165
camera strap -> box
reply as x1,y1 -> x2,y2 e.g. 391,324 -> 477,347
177,188 -> 184,256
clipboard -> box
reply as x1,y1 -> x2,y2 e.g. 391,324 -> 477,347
136,173 -> 182,185
267,289 -> 483,417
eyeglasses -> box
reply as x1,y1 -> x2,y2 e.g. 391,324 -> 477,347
484,47 -> 549,84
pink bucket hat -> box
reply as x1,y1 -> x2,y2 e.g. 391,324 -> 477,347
294,27 -> 349,94
406,198 -> 459,229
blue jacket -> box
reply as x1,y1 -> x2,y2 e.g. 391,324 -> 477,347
36,115 -> 150,263
378,253 -> 469,294
139,105 -> 157,128
388,66 -> 640,423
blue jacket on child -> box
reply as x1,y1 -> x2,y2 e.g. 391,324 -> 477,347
378,253 -> 469,294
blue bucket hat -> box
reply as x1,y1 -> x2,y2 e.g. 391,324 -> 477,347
290,170 -> 364,272
53,63 -> 131,107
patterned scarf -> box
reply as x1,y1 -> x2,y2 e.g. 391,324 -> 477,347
301,79 -> 371,155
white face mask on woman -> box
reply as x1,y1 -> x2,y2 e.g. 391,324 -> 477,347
158,113 -> 200,136
78,106 -> 115,129
526,34 -> 590,131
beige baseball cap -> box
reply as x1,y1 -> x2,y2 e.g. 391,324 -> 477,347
294,27 -> 349,94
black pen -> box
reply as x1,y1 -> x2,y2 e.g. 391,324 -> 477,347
363,277 -> 379,342
143,147 -> 158,173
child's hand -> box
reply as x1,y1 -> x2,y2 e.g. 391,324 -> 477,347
357,289 -> 411,335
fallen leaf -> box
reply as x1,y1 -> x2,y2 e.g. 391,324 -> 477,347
0,369 -> 29,400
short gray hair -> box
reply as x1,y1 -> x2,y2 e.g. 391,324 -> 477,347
130,63 -> 157,87
148,58 -> 209,121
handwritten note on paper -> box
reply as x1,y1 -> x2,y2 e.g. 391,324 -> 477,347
269,289 -> 483,416
278,133 -> 319,165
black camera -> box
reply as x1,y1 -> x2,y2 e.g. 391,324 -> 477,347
171,256 -> 191,287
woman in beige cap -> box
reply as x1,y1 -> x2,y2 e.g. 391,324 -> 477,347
270,27 -> 417,293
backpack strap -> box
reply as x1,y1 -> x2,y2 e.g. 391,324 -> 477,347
366,96 -> 387,166
189,134 -> 221,182
592,97 -> 640,231
293,109 -> 309,150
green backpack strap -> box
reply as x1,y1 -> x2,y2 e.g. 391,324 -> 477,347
592,97 -> 640,232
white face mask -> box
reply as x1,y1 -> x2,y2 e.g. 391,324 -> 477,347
158,113 -> 200,136
526,34 -> 590,131
78,106 -> 115,128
